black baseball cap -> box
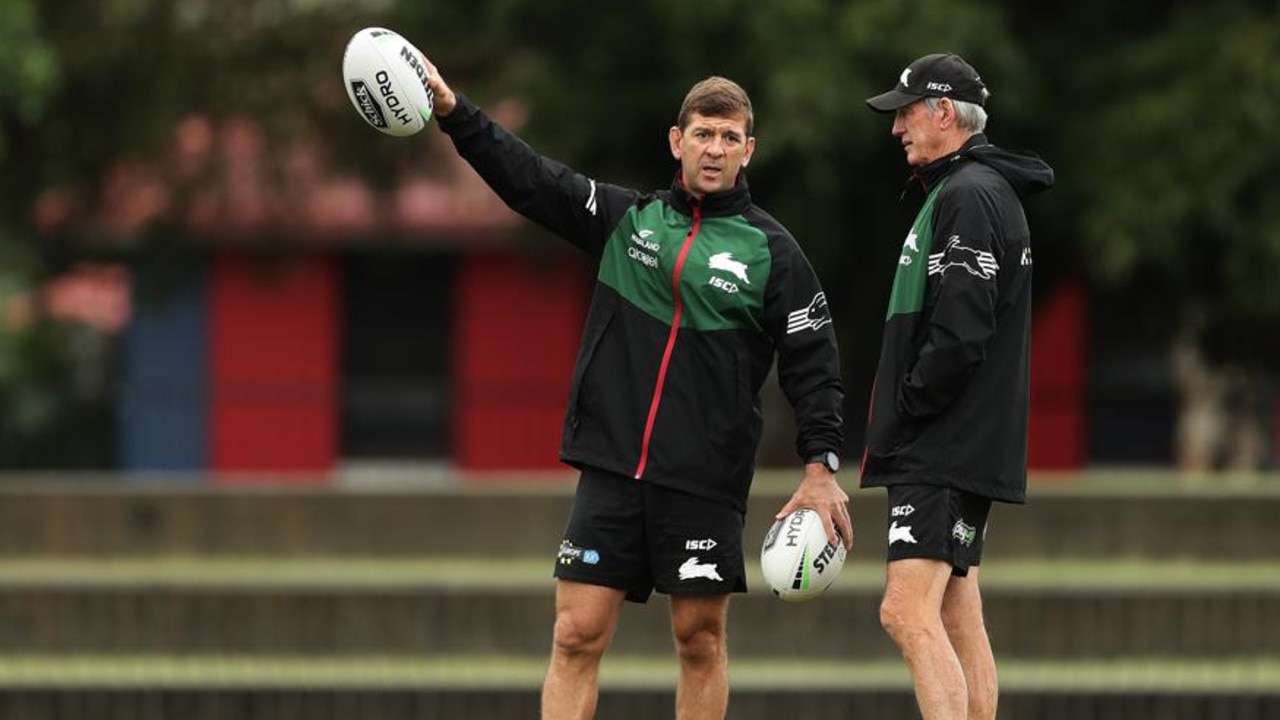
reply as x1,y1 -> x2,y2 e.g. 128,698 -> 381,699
866,53 -> 988,112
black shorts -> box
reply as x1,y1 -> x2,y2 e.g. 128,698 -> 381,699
884,484 -> 992,577
554,466 -> 747,603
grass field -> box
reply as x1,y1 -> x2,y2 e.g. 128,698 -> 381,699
0,654 -> 1276,692
0,556 -> 1277,591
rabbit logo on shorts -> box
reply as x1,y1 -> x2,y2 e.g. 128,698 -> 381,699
678,557 -> 724,581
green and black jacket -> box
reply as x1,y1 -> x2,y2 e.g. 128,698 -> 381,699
439,94 -> 843,512
860,134 -> 1054,503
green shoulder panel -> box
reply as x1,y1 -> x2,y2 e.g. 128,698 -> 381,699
598,202 -> 769,333
885,178 -> 948,320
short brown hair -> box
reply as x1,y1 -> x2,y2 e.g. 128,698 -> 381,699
677,76 -> 754,135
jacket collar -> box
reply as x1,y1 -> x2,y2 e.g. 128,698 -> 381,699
667,172 -> 753,218
907,133 -> 990,194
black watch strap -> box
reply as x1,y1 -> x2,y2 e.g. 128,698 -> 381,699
805,451 -> 840,474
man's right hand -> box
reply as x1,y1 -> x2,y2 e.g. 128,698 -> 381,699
423,57 -> 457,118
776,465 -> 853,551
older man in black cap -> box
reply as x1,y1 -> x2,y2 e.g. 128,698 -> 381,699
861,53 -> 1054,720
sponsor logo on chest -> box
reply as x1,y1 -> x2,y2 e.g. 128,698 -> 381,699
626,228 -> 661,269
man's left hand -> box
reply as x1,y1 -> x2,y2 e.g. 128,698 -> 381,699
776,465 -> 853,550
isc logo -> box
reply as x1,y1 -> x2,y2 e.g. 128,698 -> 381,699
709,276 -> 740,294
685,538 -> 717,551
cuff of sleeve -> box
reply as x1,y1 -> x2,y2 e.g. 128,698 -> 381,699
436,93 -> 478,132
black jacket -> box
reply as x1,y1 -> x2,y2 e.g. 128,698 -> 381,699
439,95 -> 843,511
860,134 -> 1054,503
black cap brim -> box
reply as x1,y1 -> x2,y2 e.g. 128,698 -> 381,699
866,89 -> 922,113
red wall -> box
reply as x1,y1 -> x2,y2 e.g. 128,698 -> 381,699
452,254 -> 588,470
209,254 -> 338,476
197,253 -> 1083,474
1029,278 -> 1088,469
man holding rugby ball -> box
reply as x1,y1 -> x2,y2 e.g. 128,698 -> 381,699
424,62 -> 850,719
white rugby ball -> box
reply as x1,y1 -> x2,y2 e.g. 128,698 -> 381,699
760,508 -> 846,602
342,27 -> 434,136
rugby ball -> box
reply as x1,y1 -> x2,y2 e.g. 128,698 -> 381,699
760,508 -> 846,602
342,27 -> 434,136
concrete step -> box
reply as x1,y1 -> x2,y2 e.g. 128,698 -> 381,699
0,655 -> 1274,720
0,558 -> 1276,658
1,471 -> 1278,560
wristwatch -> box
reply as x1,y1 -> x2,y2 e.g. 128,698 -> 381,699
805,451 -> 840,474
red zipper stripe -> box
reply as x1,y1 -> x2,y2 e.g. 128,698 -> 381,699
634,207 -> 703,479
859,376 -> 877,475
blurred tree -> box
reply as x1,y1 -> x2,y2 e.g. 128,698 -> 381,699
0,0 -> 383,466
0,0 -> 78,464
2,0 -> 1273,469
422,0 -> 1040,458
1069,2 -> 1280,469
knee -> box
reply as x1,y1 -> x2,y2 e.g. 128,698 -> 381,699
879,596 -> 909,641
673,621 -> 726,667
551,611 -> 611,661
879,593 -> 933,647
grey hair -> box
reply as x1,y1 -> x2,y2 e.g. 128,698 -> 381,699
923,95 -> 988,133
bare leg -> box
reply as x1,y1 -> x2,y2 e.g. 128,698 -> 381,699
670,594 -> 731,720
942,568 -> 998,720
881,558 -> 967,720
541,580 -> 626,720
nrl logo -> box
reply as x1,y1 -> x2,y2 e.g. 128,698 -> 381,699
952,520 -> 977,547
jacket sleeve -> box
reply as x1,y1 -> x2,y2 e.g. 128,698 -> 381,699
898,182 -> 1000,419
764,230 -> 845,460
435,94 -> 637,257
